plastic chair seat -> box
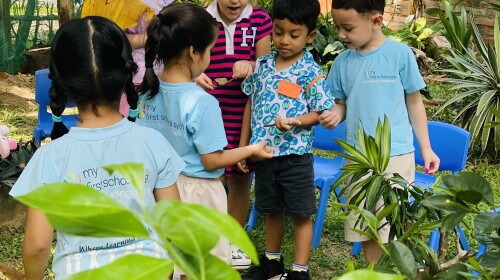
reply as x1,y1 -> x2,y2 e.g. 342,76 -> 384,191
313,156 -> 344,188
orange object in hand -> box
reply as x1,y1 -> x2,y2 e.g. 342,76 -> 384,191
277,80 -> 302,98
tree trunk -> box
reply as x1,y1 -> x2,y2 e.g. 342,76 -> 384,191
57,0 -> 73,26
0,0 -> 12,72
13,0 -> 35,73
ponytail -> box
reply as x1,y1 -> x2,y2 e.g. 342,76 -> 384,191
139,16 -> 161,99
48,65 -> 69,140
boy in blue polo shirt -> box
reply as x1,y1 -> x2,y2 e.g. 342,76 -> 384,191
240,0 -> 335,278
319,0 -> 440,264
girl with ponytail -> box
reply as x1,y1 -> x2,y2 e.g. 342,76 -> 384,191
10,16 -> 185,279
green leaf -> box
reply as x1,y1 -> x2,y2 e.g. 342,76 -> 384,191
365,175 -> 383,211
420,195 -> 471,212
103,163 -> 145,200
474,212 -> 500,234
68,255 -> 173,280
388,241 -> 416,279
16,183 -> 150,238
336,269 -> 404,280
376,202 -> 398,222
177,250 -> 241,280
434,263 -> 467,280
443,172 -> 495,206
380,115 -> 391,170
152,200 -> 257,263
442,211 -> 466,232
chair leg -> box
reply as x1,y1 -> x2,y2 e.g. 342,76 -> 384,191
429,229 -> 440,253
312,184 -> 331,248
351,242 -> 362,256
246,200 -> 258,232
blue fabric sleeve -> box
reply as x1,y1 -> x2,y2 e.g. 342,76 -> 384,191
327,56 -> 347,99
400,46 -> 426,94
189,98 -> 228,155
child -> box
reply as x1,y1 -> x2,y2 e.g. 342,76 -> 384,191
119,0 -> 174,117
319,0 -> 440,264
135,3 -> 273,277
240,0 -> 334,279
194,1 -> 272,268
9,16 -> 185,279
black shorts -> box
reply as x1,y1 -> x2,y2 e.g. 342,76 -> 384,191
254,153 -> 316,218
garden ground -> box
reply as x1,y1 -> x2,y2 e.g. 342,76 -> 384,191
0,73 -> 498,279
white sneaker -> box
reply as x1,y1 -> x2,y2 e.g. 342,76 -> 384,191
230,245 -> 251,270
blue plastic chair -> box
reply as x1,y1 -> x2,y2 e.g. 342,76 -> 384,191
413,121 -> 471,253
33,69 -> 79,142
247,122 -> 346,249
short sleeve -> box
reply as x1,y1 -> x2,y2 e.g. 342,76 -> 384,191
9,148 -> 52,197
306,67 -> 335,112
153,137 -> 186,189
399,46 -> 426,94
253,8 -> 272,41
189,98 -> 228,154
241,58 -> 262,96
326,55 -> 347,100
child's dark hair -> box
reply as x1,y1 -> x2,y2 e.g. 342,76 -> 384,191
140,3 -> 218,99
272,0 -> 320,33
49,16 -> 138,140
332,0 -> 385,15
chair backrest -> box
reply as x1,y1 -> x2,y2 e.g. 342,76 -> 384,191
313,121 -> 345,152
35,69 -> 79,141
413,121 -> 470,173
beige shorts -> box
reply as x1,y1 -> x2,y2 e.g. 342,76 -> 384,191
174,174 -> 230,275
344,153 -> 415,243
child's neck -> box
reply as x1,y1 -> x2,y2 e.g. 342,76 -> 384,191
159,65 -> 193,84
77,105 -> 123,128
275,50 -> 304,72
357,30 -> 386,52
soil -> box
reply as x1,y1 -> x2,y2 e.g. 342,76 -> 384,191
0,72 -> 36,109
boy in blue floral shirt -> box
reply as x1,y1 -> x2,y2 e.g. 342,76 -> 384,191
240,0 -> 334,279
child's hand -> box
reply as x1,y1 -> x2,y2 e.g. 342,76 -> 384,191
249,141 -> 273,160
232,61 -> 253,79
319,107 -> 344,130
193,73 -> 214,92
275,115 -> 301,132
421,148 -> 440,175
237,159 -> 249,173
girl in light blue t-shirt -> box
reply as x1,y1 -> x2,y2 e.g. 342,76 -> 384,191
10,16 -> 185,279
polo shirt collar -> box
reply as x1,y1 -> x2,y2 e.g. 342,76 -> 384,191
207,1 -> 253,25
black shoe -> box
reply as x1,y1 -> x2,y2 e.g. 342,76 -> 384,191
285,270 -> 310,280
242,254 -> 285,280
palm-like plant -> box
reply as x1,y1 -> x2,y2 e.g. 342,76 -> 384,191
436,16 -> 500,154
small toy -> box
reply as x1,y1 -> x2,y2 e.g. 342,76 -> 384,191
0,125 -> 17,159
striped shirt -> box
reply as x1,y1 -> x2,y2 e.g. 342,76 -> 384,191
205,2 -> 272,175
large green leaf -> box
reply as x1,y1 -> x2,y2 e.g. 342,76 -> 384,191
152,200 -> 257,264
68,255 -> 172,280
442,211 -> 467,232
365,175 -> 383,211
420,195 -> 471,213
442,172 -> 495,206
16,183 -> 150,238
433,264 -> 467,280
474,212 -> 500,234
335,269 -> 404,280
389,241 -> 416,279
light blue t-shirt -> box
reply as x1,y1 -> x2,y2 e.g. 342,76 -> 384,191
242,50 -> 335,156
136,81 -> 228,178
10,119 -> 185,279
327,38 -> 426,156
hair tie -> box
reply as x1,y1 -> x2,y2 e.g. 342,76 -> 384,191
157,13 -> 168,25
129,108 -> 139,118
52,113 -> 62,123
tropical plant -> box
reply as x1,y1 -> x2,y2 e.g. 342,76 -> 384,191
14,163 -> 257,280
0,139 -> 38,188
436,16 -> 500,154
331,116 -> 498,279
425,0 -> 472,56
383,16 -> 435,50
309,12 -> 345,72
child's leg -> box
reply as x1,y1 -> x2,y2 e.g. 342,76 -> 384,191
265,210 -> 286,253
226,174 -> 251,226
362,240 -> 382,264
292,216 -> 313,265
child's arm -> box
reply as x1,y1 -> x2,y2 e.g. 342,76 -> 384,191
154,184 -> 181,201
237,100 -> 252,173
319,99 -> 346,129
274,111 -> 321,132
126,33 -> 147,50
22,208 -> 54,280
406,91 -> 440,174
194,73 -> 215,92
200,142 -> 272,171
232,34 -> 271,79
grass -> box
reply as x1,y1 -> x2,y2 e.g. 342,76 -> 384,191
0,81 -> 498,279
